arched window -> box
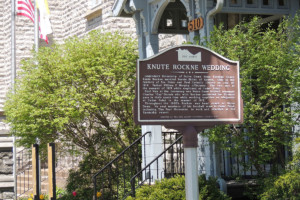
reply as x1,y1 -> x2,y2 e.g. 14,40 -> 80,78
158,0 -> 189,34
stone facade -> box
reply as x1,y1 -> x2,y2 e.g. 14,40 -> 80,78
0,0 -> 183,198
0,150 -> 14,199
0,120 -> 13,199
0,0 -> 139,198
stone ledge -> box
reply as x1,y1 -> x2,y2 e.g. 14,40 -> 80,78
0,130 -> 9,136
0,142 -> 13,148
0,175 -> 13,182
0,182 -> 14,188
84,5 -> 102,21
0,137 -> 13,143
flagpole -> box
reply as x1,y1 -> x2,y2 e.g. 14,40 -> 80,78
34,0 -> 39,52
11,0 -> 17,198
34,1 -> 41,199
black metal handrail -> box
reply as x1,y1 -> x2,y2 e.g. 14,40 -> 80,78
129,135 -> 184,198
16,144 -> 83,199
93,131 -> 151,200
16,148 -> 32,198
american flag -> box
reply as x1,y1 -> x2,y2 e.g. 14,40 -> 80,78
16,0 -> 34,23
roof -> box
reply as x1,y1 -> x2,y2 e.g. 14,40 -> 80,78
112,0 -> 131,17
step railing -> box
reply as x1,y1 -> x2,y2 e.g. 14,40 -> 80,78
129,135 -> 184,198
16,148 -> 50,198
16,148 -> 32,197
162,132 -> 183,178
16,144 -> 83,198
92,131 -> 151,200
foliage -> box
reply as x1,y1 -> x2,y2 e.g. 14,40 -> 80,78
205,14 -> 300,175
126,175 -> 231,200
6,30 -> 141,200
18,193 -> 48,200
59,154 -> 100,200
198,175 -> 231,200
5,30 -> 140,156
258,138 -> 300,200
259,169 -> 300,200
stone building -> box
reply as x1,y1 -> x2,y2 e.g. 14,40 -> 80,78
0,0 -> 299,199
1,1 -> 135,199
0,0 -> 186,199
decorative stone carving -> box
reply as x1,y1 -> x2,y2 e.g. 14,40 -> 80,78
0,152 -> 13,175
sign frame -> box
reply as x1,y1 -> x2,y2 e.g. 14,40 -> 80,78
134,45 -> 243,127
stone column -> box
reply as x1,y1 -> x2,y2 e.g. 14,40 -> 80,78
140,31 -> 163,182
141,125 -> 164,181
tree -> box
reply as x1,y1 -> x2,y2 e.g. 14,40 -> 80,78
5,30 -> 140,157
204,15 -> 300,175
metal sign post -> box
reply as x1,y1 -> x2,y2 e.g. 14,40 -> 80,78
183,126 -> 199,200
48,143 -> 56,200
32,144 -> 40,200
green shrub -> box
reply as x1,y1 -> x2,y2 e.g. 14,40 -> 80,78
260,170 -> 300,200
127,175 -> 231,200
198,175 -> 231,200
259,138 -> 300,200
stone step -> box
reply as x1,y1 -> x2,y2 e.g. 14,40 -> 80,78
0,129 -> 9,136
0,137 -> 13,142
0,175 -> 14,189
0,182 -> 14,188
0,175 -> 14,182
0,142 -> 13,148
0,135 -> 14,148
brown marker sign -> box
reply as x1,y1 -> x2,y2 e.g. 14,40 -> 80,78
134,45 -> 243,127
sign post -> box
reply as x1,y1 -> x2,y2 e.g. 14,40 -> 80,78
134,45 -> 243,199
182,126 -> 199,200
48,143 -> 56,200
32,144 -> 40,200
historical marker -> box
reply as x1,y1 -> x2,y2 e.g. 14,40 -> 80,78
134,45 -> 243,127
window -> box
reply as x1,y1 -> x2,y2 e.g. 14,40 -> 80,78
215,13 -> 281,31
158,0 -> 189,34
278,0 -> 288,8
246,0 -> 258,7
262,0 -> 273,8
263,0 -> 270,5
278,0 -> 285,6
229,0 -> 242,7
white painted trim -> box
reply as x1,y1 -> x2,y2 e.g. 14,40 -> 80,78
112,0 -> 128,17
150,0 -> 173,34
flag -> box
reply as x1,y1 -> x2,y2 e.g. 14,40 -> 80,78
16,0 -> 52,44
36,0 -> 52,43
16,0 -> 34,22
